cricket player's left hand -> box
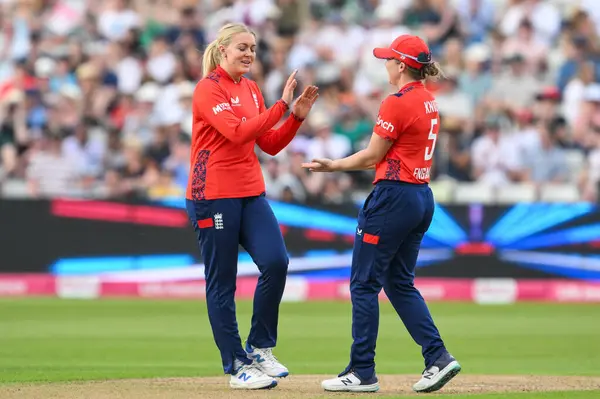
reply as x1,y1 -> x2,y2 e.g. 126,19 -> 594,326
292,86 -> 319,120
301,158 -> 335,172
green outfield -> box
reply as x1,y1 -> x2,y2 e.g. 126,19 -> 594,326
1,298 -> 599,398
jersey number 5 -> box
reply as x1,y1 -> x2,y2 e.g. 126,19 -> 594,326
424,118 -> 438,161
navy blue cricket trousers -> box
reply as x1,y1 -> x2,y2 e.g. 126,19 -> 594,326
186,193 -> 289,374
342,181 -> 446,380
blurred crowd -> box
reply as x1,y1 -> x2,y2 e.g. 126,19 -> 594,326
0,0 -> 599,205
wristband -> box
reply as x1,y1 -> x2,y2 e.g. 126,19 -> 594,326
278,99 -> 290,110
291,112 -> 304,122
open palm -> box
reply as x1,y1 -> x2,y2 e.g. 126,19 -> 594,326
292,86 -> 319,120
301,158 -> 335,172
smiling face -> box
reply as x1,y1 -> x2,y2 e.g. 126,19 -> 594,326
220,32 -> 257,78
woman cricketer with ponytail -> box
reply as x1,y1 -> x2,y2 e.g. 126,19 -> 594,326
303,35 -> 462,394
185,23 -> 318,390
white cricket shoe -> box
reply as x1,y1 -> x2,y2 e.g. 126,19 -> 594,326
413,352 -> 462,393
245,343 -> 289,378
230,360 -> 277,390
321,370 -> 380,392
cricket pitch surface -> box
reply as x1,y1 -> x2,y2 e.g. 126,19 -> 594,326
2,375 -> 600,398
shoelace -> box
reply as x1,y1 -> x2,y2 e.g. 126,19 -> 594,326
258,348 -> 280,365
238,363 -> 265,377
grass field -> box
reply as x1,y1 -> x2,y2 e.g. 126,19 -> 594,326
1,298 -> 599,398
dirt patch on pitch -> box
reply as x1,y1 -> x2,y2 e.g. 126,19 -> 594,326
1,375 -> 600,398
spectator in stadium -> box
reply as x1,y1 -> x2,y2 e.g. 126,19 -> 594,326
471,116 -> 525,186
523,123 -> 569,184
0,95 -> 27,178
458,43 -> 492,108
0,0 -> 599,204
435,71 -> 473,121
581,134 -> 600,202
26,131 -> 80,198
573,84 -> 600,150
486,54 -> 542,112
499,0 -> 561,47
501,18 -> 548,76
455,0 -> 495,44
562,61 -> 596,127
305,110 -> 352,162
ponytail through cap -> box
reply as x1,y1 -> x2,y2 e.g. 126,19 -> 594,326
373,34 -> 445,81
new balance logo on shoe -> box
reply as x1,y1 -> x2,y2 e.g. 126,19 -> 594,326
321,373 -> 380,392
230,362 -> 277,390
413,357 -> 462,393
252,353 -> 265,363
245,344 -> 289,378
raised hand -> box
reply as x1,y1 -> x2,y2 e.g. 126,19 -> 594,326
301,158 -> 335,172
292,85 -> 319,120
281,69 -> 298,106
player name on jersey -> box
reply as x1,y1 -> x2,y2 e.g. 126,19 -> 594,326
413,167 -> 431,180
424,100 -> 438,115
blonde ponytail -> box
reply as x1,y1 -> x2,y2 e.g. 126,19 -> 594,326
406,61 -> 446,82
202,41 -> 221,78
422,62 -> 445,82
202,23 -> 257,77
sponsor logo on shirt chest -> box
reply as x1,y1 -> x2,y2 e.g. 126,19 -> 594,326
212,102 -> 232,115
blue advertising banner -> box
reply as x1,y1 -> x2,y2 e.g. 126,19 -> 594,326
0,199 -> 598,280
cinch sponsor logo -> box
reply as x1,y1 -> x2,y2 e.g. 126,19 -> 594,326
376,117 -> 395,132
213,102 -> 232,114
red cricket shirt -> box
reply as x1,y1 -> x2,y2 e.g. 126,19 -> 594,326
372,81 -> 440,184
186,66 -> 303,200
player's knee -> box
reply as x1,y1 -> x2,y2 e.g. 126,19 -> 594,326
350,279 -> 383,294
260,252 -> 289,278
384,279 -> 415,294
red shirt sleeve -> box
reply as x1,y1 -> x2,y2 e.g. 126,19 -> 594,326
254,83 -> 303,156
194,80 -> 288,145
373,96 -> 408,142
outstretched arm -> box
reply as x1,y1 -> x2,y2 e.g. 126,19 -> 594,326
302,132 -> 393,172
256,85 -> 319,156
256,114 -> 304,156
302,95 -> 403,172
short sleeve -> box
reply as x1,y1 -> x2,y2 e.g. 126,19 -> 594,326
373,96 -> 403,142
